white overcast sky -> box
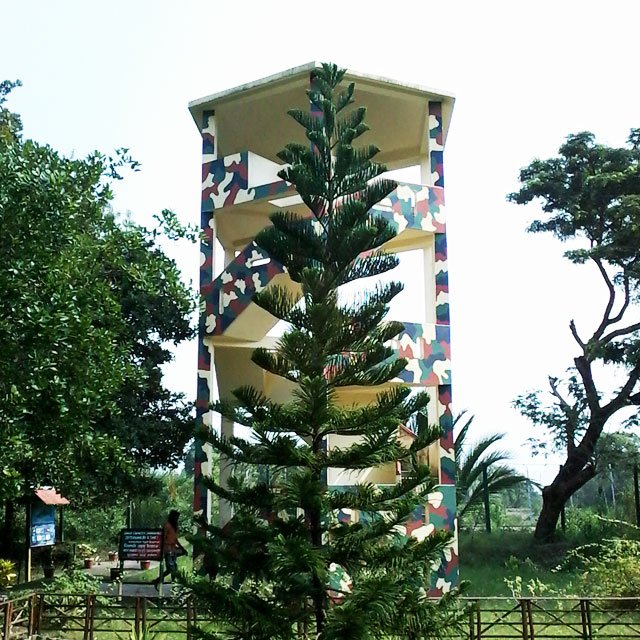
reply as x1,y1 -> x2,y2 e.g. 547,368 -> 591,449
3,1 -> 639,484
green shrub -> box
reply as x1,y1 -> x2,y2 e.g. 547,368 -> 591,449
565,538 -> 640,599
564,508 -> 632,544
64,503 -> 125,551
0,559 -> 17,590
44,568 -> 102,594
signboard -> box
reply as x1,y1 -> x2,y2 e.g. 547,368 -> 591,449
119,528 -> 163,561
31,503 -> 56,547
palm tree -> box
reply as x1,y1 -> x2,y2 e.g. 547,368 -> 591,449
454,411 -> 530,523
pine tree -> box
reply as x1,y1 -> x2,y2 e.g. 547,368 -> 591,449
189,63 -> 460,640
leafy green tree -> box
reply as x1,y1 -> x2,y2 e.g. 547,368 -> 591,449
0,81 -> 194,546
454,412 -> 529,524
572,430 -> 640,517
189,64 -> 459,640
510,130 -> 640,541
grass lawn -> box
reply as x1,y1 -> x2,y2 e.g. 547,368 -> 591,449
459,530 -> 580,597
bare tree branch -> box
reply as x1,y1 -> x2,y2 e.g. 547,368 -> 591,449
574,355 -> 600,415
629,392 -> 640,405
602,361 -> 640,420
569,320 -> 586,350
609,276 -> 631,325
600,321 -> 640,344
548,377 -> 577,453
592,257 -> 617,340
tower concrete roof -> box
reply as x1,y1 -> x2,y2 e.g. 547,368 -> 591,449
189,62 -> 455,170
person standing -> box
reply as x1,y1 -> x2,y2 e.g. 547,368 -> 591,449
153,509 -> 186,588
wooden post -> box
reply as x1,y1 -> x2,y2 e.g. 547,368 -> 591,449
633,464 -> 640,527
482,464 -> 491,533
89,595 -> 96,640
474,599 -> 482,639
24,501 -> 31,583
36,593 -> 44,635
27,593 -> 37,636
141,597 -> 147,635
58,506 -> 65,543
519,599 -> 529,640
186,597 -> 194,640
526,598 -> 534,639
579,599 -> 592,640
82,595 -> 95,640
134,597 -> 141,638
3,600 -> 12,640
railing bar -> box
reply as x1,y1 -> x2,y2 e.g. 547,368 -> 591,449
479,604 -> 522,633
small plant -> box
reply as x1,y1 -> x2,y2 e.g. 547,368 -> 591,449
77,543 -> 99,567
129,626 -> 156,640
45,568 -> 102,595
77,543 -> 97,559
0,559 -> 17,589
504,555 -> 520,572
568,539 -> 640,603
504,575 -> 552,600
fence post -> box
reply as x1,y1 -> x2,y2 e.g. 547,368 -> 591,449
187,597 -> 194,640
27,593 -> 37,636
82,595 -> 95,640
141,597 -> 147,635
526,599 -> 534,639
482,464 -> 491,533
473,599 -> 481,639
90,595 -> 96,640
134,597 -> 141,638
579,598 -> 592,640
35,593 -> 44,635
519,599 -> 529,640
2,600 -> 12,640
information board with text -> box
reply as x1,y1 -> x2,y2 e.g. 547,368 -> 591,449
119,528 -> 163,560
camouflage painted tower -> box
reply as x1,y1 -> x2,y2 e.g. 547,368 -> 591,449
189,63 -> 458,592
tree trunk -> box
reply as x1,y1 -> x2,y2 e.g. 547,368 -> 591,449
534,485 -> 566,541
534,458 -> 596,541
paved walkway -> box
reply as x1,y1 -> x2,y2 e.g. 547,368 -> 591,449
84,559 -> 177,598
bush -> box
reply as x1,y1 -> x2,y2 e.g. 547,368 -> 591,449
564,508 -> 632,544
132,472 -> 193,529
64,503 -> 125,551
44,568 -> 102,595
0,559 -> 17,590
565,539 -> 640,600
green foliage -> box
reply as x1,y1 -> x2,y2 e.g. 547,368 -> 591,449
44,568 -> 102,594
0,559 -> 17,590
564,509 -> 639,547
504,574 -> 553,600
571,432 -> 640,520
454,412 -> 530,524
565,539 -> 640,600
190,63 -> 459,639
64,504 -> 126,551
76,543 -> 98,560
132,470 -> 199,529
459,531 -> 577,597
509,129 -> 640,540
129,627 -> 157,640
0,80 -> 195,514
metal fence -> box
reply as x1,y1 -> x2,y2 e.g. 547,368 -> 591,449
3,594 -> 640,639
467,597 -> 640,639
